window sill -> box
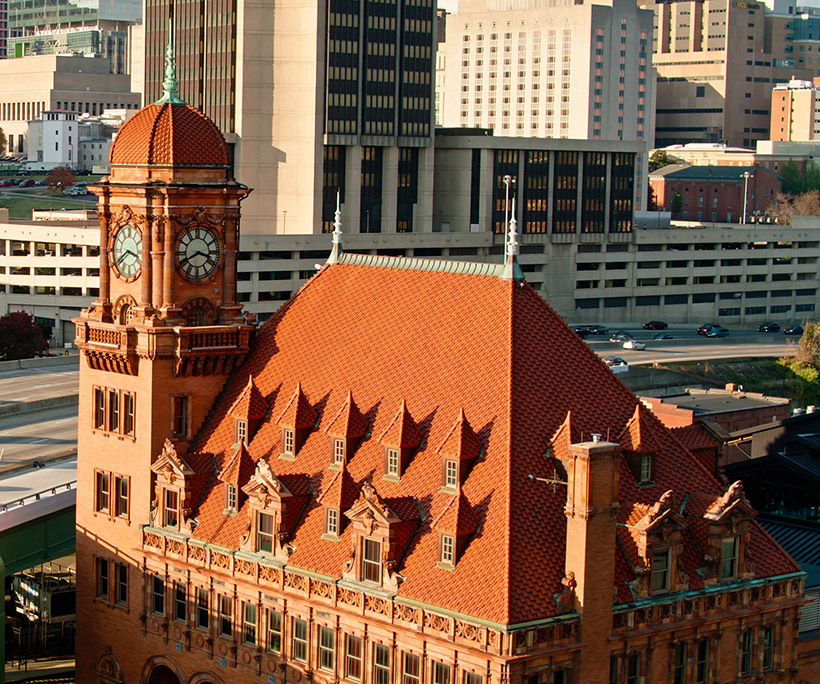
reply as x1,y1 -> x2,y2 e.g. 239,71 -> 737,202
321,533 -> 341,542
381,474 -> 401,484
435,562 -> 455,572
279,452 -> 295,462
222,508 -> 237,517
638,481 -> 655,489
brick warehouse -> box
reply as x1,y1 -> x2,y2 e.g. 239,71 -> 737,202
74,50 -> 815,684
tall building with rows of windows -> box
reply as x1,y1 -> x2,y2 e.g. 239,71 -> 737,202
142,0 -> 436,236
73,51 -> 818,684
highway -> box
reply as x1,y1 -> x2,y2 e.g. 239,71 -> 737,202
0,406 -> 77,470
0,366 -> 78,406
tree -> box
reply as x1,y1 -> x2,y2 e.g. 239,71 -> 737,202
779,161 -> 804,195
0,127 -> 6,155
647,185 -> 658,211
765,192 -> 794,225
649,150 -> 670,172
793,189 -> 820,216
45,167 -> 75,192
794,321 -> 820,367
670,190 -> 683,215
0,311 -> 48,361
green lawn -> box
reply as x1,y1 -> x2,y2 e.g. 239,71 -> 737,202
0,192 -> 96,219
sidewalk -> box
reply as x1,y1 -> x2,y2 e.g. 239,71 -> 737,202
5,657 -> 75,683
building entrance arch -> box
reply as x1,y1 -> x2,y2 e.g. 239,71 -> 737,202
149,666 -> 181,684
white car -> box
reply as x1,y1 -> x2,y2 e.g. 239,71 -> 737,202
623,340 -> 646,350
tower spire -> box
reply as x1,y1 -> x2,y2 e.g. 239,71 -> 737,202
327,190 -> 344,265
155,4 -> 185,105
501,196 -> 523,281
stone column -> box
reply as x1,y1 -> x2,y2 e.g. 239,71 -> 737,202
162,215 -> 175,308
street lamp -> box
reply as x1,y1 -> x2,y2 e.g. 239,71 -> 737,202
742,171 -> 751,225
503,174 -> 514,236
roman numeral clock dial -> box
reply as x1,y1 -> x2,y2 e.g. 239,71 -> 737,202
176,226 -> 221,281
111,224 -> 142,280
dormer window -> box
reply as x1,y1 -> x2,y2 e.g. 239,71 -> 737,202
163,488 -> 179,528
333,438 -> 345,466
443,459 -> 458,489
720,536 -> 738,579
282,428 -> 295,456
439,534 -> 455,566
651,547 -> 670,593
325,508 -> 340,537
257,512 -> 275,554
640,454 -> 653,484
385,448 -> 400,477
224,483 -> 237,513
361,537 -> 382,583
235,419 -> 248,445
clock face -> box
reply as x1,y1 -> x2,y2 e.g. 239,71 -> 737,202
176,226 -> 221,281
111,224 -> 142,279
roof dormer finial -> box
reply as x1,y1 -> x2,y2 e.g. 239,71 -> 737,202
327,189 -> 344,265
155,3 -> 185,105
501,196 -> 523,281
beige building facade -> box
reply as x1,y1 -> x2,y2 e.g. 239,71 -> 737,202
0,54 -> 139,155
643,0 -> 815,148
770,77 -> 820,140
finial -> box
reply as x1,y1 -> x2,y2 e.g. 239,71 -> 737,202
327,190 -> 344,265
501,196 -> 524,281
154,9 -> 185,105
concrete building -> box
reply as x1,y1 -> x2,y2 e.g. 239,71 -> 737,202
436,0 -> 654,210
648,164 -> 781,221
6,0 -> 141,73
641,0 -> 815,148
770,76 -> 820,140
0,55 -> 139,156
141,0 -> 436,236
0,0 -> 7,60
72,75 -> 816,684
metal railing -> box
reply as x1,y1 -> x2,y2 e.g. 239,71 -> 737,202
0,481 -> 76,512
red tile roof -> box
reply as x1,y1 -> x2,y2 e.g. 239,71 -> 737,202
671,423 -> 721,452
229,377 -> 268,421
187,260 -> 799,626
276,383 -> 317,429
437,409 -> 482,461
378,400 -> 422,448
109,102 -> 230,167
219,441 -> 255,487
325,391 -> 368,439
317,461 -> 359,512
432,487 -> 480,535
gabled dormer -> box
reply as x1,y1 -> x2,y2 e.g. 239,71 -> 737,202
240,459 -> 312,560
276,382 -> 317,460
324,390 -> 368,468
317,459 -> 358,540
228,376 -> 268,446
342,482 -> 421,591
436,408 -> 482,491
378,400 -> 422,481
619,405 -> 659,487
625,490 -> 689,598
150,438 -> 196,532
701,481 -> 756,584
431,485 -> 479,569
218,440 -> 255,515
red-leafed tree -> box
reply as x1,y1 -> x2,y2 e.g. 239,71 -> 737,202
45,166 -> 75,192
0,310 -> 48,361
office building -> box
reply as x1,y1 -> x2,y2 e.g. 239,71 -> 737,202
0,0 -> 8,61
770,77 -> 820,140
73,78 -> 815,684
142,0 -> 436,236
641,0 -> 815,148
0,55 -> 139,156
6,0 -> 141,73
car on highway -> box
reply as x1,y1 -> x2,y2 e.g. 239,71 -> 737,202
643,320 -> 668,330
571,326 -> 591,338
623,340 -> 647,350
18,179 -> 34,187
586,325 -> 608,336
602,356 -> 628,367
654,333 -> 674,340
706,327 -> 729,338
609,331 -> 633,342
785,325 -> 804,336
758,322 -> 781,333
697,323 -> 719,335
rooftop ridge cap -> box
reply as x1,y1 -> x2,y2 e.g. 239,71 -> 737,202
337,251 -> 508,278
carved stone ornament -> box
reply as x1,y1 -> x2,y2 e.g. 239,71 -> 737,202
151,438 -> 195,480
552,571 -> 577,613
94,645 -> 125,683
176,206 -> 226,229
706,481 -> 751,521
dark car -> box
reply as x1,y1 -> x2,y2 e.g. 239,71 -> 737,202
697,323 -> 718,335
572,326 -> 590,338
785,325 -> 804,336
654,332 -> 674,340
758,322 -> 781,333
586,325 -> 608,335
610,331 -> 633,342
18,179 -> 34,187
602,356 -> 628,367
706,327 -> 729,338
643,321 -> 668,330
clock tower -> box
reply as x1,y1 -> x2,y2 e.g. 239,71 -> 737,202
73,39 -> 253,680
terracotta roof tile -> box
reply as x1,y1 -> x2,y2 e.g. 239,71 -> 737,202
619,405 -> 658,453
432,488 -> 480,535
229,377 -> 268,421
437,409 -> 482,461
276,383 -> 317,429
109,103 -> 230,167
317,461 -> 359,512
379,400 -> 422,448
187,260 -> 799,626
218,441 -> 255,487
671,424 -> 721,451
325,391 -> 368,439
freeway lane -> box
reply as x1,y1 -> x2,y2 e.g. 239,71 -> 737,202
0,406 -> 78,470
0,366 -> 78,406
590,338 -> 793,366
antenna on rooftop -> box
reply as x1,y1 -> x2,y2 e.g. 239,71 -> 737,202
155,0 -> 184,105
501,195 -> 523,281
326,189 -> 344,265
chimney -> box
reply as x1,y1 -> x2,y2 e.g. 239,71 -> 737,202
562,438 -> 621,682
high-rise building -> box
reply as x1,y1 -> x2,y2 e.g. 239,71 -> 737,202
770,77 -> 820,140
73,66 -> 818,684
0,0 -> 8,61
142,0 -> 436,236
641,0 -> 814,148
6,0 -> 141,73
